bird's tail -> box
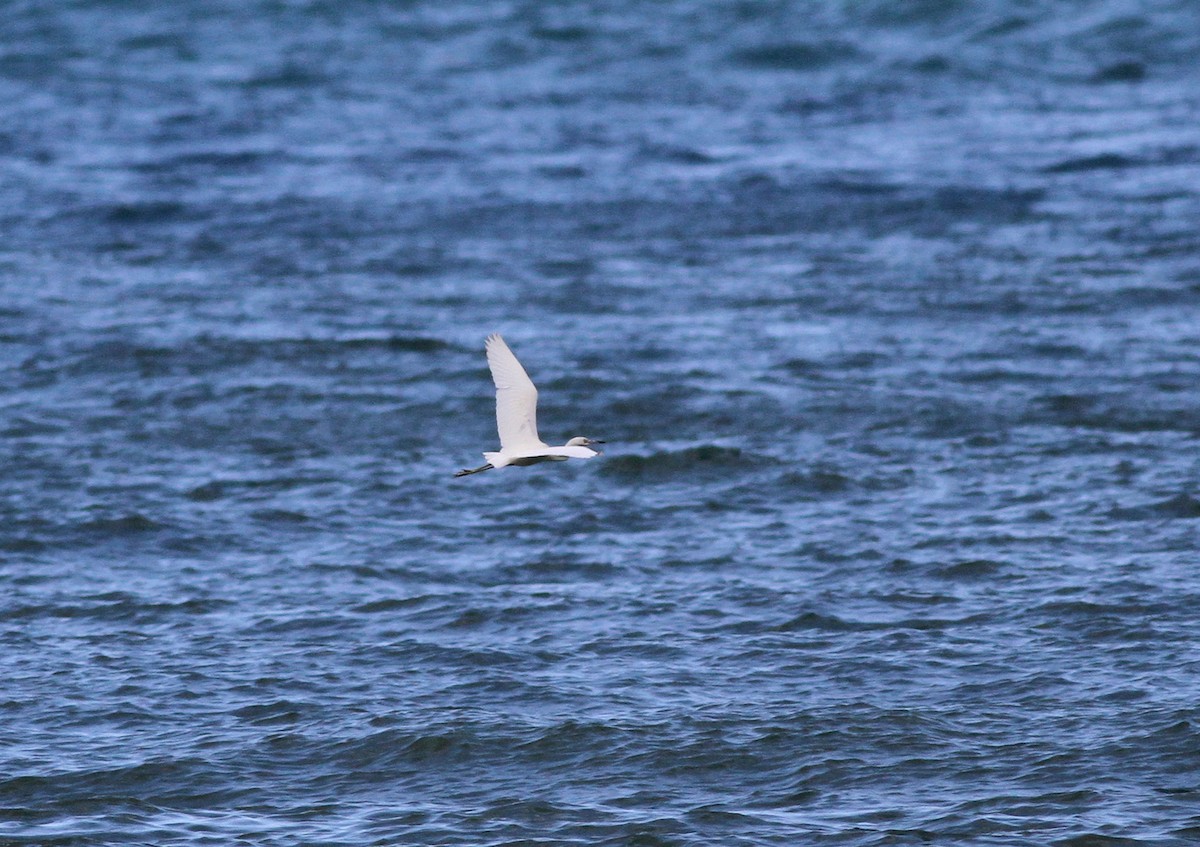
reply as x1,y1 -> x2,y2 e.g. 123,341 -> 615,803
483,451 -> 508,468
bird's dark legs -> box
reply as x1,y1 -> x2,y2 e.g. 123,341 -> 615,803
454,463 -> 494,478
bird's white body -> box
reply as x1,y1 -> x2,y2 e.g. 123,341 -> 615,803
455,334 -> 602,477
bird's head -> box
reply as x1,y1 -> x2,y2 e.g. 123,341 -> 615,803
566,436 -> 605,448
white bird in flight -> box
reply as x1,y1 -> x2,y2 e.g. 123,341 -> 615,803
455,334 -> 604,478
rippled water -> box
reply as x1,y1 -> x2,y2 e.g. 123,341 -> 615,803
4,1 -> 1200,844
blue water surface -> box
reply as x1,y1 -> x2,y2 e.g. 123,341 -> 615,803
3,1 -> 1200,844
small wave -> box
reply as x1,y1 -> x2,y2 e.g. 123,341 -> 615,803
0,757 -> 213,804
352,596 -> 434,614
232,700 -> 308,726
934,559 -> 1006,580
772,611 -> 862,632
480,556 -> 621,585
185,481 -> 226,502
330,728 -> 475,769
6,596 -> 230,623
515,720 -> 633,760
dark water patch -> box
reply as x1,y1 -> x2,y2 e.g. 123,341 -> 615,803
58,334 -> 449,381
601,445 -> 760,481
4,595 -> 230,624
779,357 -> 826,379
329,728 -> 476,770
816,177 -> 902,197
1099,687 -> 1149,704
352,595 -> 438,614
1,417 -> 67,438
1107,284 -> 1200,309
308,561 -> 417,581
684,804 -> 762,827
889,396 -> 1005,439
482,555 -> 622,585
401,146 -> 466,163
1091,60 -> 1147,84
196,333 -> 450,365
731,41 -> 863,71
515,719 -> 635,762
1042,154 -> 1138,174
231,699 -> 312,726
1153,493 -> 1200,519
118,31 -> 196,59
796,543 -> 873,565
634,143 -> 721,166
0,758 -> 222,808
910,53 -> 952,74
772,611 -> 861,632
879,590 -> 960,608
1108,493 -> 1200,521
255,613 -> 350,635
250,508 -> 311,524
133,149 -> 277,174
537,162 -> 587,179
444,599 -> 578,630
101,201 -> 192,225
533,257 -> 596,279
660,553 -> 736,571
76,513 -> 164,537
335,335 -> 450,353
952,365 -> 1046,385
0,535 -> 49,554
1030,598 -> 1170,637
861,0 -> 969,26
1030,393 -> 1200,434
972,15 -> 1032,40
1052,835 -> 1147,847
184,481 -> 226,502
467,796 -> 608,828
184,474 -> 339,503
836,350 -> 889,370
779,467 -> 852,495
428,178 -> 1043,242
933,559 -> 1006,580
239,61 -> 329,90
529,24 -> 594,43
1015,341 -> 1091,359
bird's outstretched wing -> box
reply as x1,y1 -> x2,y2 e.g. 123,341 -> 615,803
486,334 -> 545,451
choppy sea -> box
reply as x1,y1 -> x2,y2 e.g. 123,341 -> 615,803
3,1 -> 1200,844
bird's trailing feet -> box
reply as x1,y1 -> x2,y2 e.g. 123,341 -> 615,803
454,463 -> 494,478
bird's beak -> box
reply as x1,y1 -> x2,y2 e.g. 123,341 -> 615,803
593,440 -> 606,444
